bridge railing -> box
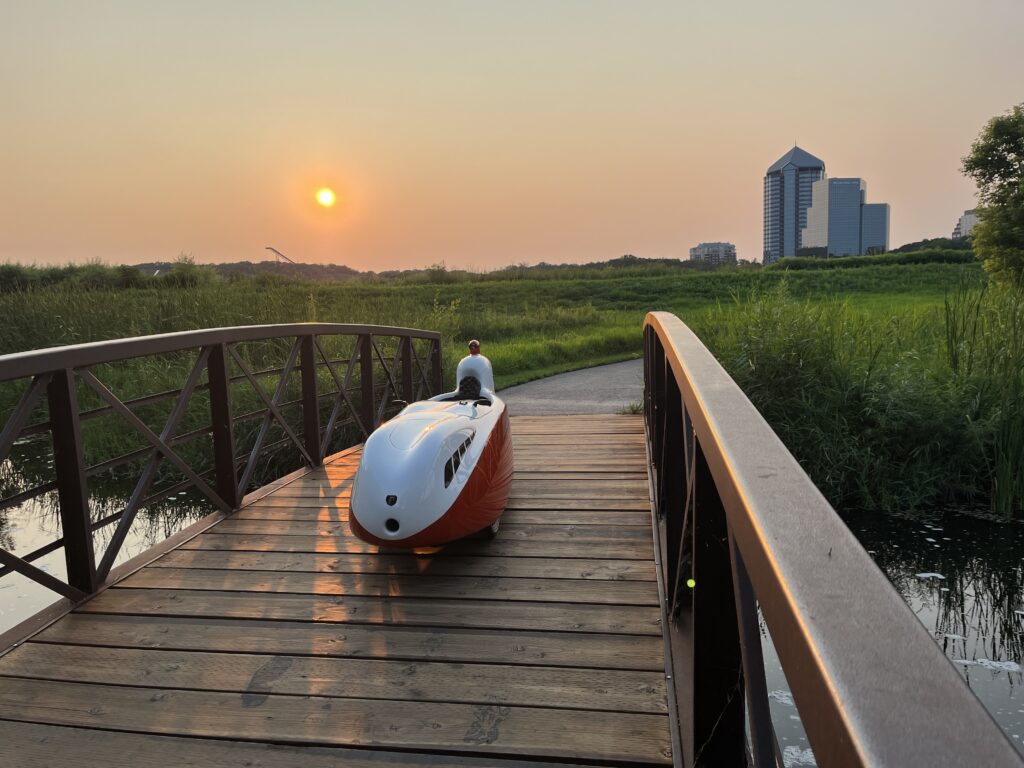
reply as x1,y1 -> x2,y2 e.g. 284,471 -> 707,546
0,324 -> 442,604
643,311 -> 1017,767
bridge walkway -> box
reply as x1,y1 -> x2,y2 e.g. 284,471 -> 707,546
0,414 -> 672,766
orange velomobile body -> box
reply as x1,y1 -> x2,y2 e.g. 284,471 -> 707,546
349,405 -> 513,548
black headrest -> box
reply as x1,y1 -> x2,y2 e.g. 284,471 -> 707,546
457,375 -> 481,399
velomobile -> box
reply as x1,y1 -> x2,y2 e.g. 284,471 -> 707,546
349,340 -> 513,547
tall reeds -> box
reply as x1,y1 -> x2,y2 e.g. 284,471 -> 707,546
944,283 -> 1024,519
695,282 -> 1024,518
1,258 -> 1013,518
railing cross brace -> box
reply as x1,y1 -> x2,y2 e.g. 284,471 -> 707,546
92,347 -> 212,582
77,369 -> 232,518
315,337 -> 368,445
231,339 -> 311,494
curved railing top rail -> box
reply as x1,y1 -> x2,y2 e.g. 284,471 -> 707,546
644,311 -> 1017,766
0,323 -> 442,382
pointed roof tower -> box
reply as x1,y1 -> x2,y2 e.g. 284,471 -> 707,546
766,146 -> 825,174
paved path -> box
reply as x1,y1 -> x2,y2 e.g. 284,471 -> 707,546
498,358 -> 644,415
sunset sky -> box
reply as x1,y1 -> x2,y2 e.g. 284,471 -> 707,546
2,1 -> 1022,270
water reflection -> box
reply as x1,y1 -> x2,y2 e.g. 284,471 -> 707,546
762,512 -> 1024,765
853,514 -> 1023,672
0,482 -> 212,633
854,513 -> 1024,750
0,439 -> 308,634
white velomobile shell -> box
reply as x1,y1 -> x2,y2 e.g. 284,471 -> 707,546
349,353 -> 513,547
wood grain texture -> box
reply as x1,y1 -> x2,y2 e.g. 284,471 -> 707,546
212,519 -> 652,541
80,588 -> 664,635
3,643 -> 667,713
232,505 -> 653,527
242,496 -> 652,512
179,532 -> 654,559
511,436 -> 645,445
0,678 -> 672,763
33,614 -> 666,670
117,567 -> 660,606
0,721 -> 621,768
149,549 -> 658,580
0,414 -> 672,766
275,484 -> 647,499
244,493 -> 651,512
506,498 -> 652,511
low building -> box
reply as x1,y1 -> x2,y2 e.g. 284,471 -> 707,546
952,209 -> 978,239
689,242 -> 737,267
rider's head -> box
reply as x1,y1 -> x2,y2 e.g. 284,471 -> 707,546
468,339 -> 480,356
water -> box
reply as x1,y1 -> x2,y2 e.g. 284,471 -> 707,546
761,512 -> 1024,765
0,483 -> 212,632
0,430 -> 308,634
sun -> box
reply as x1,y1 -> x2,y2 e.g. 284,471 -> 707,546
316,187 -> 336,207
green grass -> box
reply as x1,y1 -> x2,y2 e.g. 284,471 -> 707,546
691,279 -> 1024,519
4,257 -> 1020,519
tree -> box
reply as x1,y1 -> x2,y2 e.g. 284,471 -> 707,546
970,201 -> 1024,285
962,104 -> 1024,284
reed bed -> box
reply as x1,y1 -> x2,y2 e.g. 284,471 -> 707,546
3,258 -> 1019,519
693,280 -> 1024,518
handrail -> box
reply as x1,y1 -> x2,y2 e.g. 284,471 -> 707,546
643,311 -> 1018,767
0,322 -> 440,382
0,323 -> 443,606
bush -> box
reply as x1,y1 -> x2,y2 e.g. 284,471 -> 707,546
769,249 -> 975,271
156,256 -> 215,288
693,281 -> 1024,518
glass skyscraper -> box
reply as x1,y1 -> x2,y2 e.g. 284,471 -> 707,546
763,147 -> 826,264
861,203 -> 890,255
803,178 -> 891,256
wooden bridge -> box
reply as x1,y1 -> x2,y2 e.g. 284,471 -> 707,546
0,319 -> 1019,767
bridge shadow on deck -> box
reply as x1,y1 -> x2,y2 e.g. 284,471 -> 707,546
0,415 -> 672,767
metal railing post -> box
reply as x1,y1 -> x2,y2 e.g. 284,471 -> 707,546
360,334 -> 375,432
430,338 -> 443,395
401,337 -> 414,403
207,343 -> 240,509
46,369 -> 97,594
643,328 -> 651,421
652,338 -> 667,513
300,334 -> 322,465
728,530 -> 782,767
688,438 -> 746,766
662,381 -> 686,605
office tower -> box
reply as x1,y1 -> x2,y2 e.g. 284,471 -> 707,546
688,242 -> 737,267
952,209 -> 978,239
861,203 -> 890,254
803,178 -> 890,256
763,147 -> 826,263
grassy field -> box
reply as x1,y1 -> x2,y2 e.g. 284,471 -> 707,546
0,258 -> 984,387
3,255 -> 1022,519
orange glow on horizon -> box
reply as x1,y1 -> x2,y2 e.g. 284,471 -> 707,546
2,4 -> 1020,268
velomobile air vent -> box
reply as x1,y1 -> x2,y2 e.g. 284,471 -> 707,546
443,436 -> 474,488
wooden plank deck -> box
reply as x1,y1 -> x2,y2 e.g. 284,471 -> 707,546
0,415 -> 672,766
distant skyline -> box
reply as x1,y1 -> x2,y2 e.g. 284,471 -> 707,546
2,1 -> 1022,270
